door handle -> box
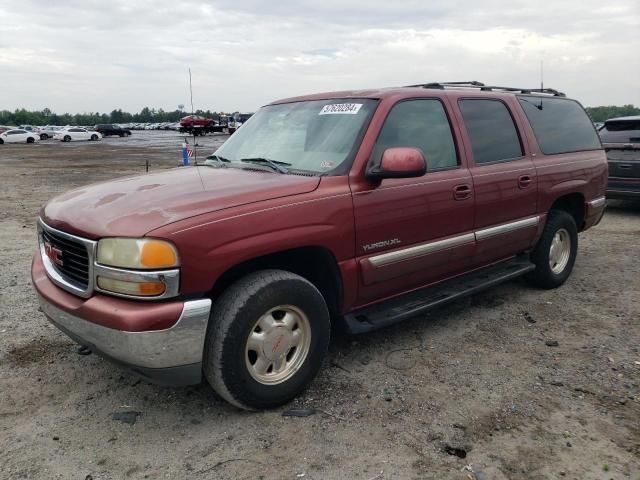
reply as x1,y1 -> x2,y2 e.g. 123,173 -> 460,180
618,164 -> 632,169
453,184 -> 472,200
518,175 -> 532,189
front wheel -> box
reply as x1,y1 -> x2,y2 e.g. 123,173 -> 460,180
26,137 -> 35,143
40,134 -> 47,140
526,210 -> 578,289
90,134 -> 98,141
203,270 -> 330,410
63,135 -> 71,142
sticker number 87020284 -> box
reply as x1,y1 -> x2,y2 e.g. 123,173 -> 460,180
319,103 -> 363,115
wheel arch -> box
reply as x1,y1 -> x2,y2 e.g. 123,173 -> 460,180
549,192 -> 586,231
208,246 -> 343,319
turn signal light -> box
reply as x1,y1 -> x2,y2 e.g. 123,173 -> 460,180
97,277 -> 166,297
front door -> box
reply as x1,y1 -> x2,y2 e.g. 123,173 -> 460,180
351,98 -> 475,306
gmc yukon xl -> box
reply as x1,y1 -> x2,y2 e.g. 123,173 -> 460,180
32,82 -> 607,410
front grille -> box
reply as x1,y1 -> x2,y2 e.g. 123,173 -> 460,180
41,228 -> 90,289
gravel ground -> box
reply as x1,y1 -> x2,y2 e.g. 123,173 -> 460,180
0,131 -> 639,480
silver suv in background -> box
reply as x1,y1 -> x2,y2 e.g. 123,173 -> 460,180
600,116 -> 640,199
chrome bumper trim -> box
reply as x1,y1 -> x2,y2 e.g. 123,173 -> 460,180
588,196 -> 606,208
39,296 -> 212,369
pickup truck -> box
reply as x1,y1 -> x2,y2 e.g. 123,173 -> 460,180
32,82 -> 607,410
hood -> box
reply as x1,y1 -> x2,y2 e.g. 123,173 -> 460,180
41,166 -> 320,239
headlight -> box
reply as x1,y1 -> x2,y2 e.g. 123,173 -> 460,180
97,238 -> 179,269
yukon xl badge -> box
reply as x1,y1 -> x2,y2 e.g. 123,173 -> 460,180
363,238 -> 401,252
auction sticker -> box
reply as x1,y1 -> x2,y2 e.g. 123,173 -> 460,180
319,103 -> 363,115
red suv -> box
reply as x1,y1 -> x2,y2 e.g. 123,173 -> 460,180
32,82 -> 606,410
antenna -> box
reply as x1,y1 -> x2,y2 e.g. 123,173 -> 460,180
189,68 -> 194,115
538,60 -> 544,110
188,68 -> 197,162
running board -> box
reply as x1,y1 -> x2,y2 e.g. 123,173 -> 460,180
344,257 -> 535,334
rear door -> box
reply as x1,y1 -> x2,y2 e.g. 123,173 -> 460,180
454,97 -> 538,265
351,98 -> 475,306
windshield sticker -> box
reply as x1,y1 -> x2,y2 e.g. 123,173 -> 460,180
319,160 -> 336,169
319,103 -> 363,115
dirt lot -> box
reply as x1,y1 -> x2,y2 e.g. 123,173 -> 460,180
0,131 -> 638,480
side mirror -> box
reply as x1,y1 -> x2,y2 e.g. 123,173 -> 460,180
367,147 -> 427,180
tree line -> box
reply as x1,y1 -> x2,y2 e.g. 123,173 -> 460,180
585,105 -> 639,123
0,107 -> 239,127
0,104 -> 638,126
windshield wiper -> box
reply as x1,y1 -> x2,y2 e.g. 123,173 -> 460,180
240,157 -> 290,174
205,154 -> 231,167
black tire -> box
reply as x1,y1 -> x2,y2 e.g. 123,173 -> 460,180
0,138 -> 4,144
26,137 -> 35,144
526,210 -> 578,289
119,133 -> 124,137
63,135 -> 71,142
91,134 -> 98,141
40,134 -> 47,140
203,270 -> 331,410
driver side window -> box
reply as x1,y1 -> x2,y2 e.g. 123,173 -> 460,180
371,99 -> 458,171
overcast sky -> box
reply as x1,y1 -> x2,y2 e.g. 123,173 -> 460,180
1,0 -> 638,114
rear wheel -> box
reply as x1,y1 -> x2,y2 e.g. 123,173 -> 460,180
203,270 -> 330,410
40,134 -> 47,140
526,210 -> 578,289
26,137 -> 35,143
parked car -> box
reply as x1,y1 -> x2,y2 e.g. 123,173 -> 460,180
32,82 -> 606,410
37,126 -> 61,140
0,129 -> 39,144
599,115 -> 640,199
53,127 -> 101,142
0,126 -> 13,134
94,124 -> 132,137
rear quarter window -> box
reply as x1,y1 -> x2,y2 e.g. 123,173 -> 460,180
518,96 -> 601,154
599,119 -> 640,144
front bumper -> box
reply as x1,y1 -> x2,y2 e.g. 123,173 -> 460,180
32,254 -> 211,386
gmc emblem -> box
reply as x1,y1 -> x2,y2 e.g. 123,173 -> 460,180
44,241 -> 64,266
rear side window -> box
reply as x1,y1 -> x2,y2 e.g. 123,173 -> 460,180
600,118 -> 640,144
459,99 -> 523,165
371,99 -> 458,170
518,96 -> 601,154
603,119 -> 640,131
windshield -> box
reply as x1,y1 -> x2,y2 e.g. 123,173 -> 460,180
209,99 -> 377,174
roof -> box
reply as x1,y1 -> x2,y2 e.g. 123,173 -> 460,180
269,81 -> 567,105
605,115 -> 640,122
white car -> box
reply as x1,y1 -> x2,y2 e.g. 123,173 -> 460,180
37,126 -> 62,139
0,129 -> 39,144
53,127 -> 101,142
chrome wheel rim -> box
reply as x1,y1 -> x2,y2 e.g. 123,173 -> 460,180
549,228 -> 571,274
245,305 -> 311,385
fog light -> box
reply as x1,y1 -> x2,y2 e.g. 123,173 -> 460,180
97,277 -> 166,297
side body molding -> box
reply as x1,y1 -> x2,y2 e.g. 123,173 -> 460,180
367,215 -> 540,269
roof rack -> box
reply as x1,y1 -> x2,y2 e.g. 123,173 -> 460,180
404,81 -> 566,97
